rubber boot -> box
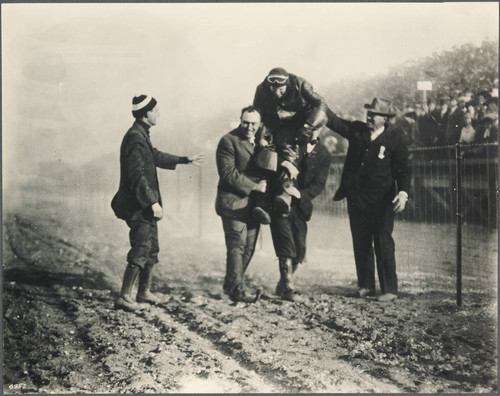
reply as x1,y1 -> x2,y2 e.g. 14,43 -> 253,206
277,257 -> 295,301
115,264 -> 144,311
136,264 -> 163,304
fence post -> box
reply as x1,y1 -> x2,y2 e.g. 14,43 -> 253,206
198,165 -> 203,239
455,143 -> 463,306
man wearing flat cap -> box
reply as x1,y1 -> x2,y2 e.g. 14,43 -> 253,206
328,98 -> 411,302
111,94 -> 204,311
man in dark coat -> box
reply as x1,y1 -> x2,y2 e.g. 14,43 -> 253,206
252,67 -> 332,219
111,94 -> 203,311
445,97 -> 465,145
253,67 -> 330,136
328,98 -> 411,302
215,106 -> 267,303
270,128 -> 332,301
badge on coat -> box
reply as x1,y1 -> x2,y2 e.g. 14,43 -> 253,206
378,145 -> 386,159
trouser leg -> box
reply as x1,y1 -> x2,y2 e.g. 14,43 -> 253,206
222,217 -> 247,293
269,212 -> 297,259
242,220 -> 260,275
126,219 -> 156,270
289,207 -> 307,272
347,200 -> 376,291
374,202 -> 398,294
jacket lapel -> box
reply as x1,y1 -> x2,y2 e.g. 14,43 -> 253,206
361,128 -> 371,147
236,130 -> 255,156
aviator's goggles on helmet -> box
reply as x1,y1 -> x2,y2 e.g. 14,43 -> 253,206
267,75 -> 289,86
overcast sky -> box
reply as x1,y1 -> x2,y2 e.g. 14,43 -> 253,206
1,2 -> 499,173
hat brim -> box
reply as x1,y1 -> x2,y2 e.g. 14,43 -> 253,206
365,108 -> 396,118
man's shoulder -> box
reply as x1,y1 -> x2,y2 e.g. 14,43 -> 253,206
384,125 -> 410,147
254,80 -> 267,95
291,74 -> 311,89
124,124 -> 145,140
218,128 -> 241,144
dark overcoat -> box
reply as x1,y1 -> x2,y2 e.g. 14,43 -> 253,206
296,143 -> 332,221
111,120 -> 187,221
253,74 -> 328,132
328,117 -> 411,210
215,128 -> 260,220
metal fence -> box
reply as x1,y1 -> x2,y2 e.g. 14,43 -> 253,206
158,143 -> 497,304
315,143 -> 498,304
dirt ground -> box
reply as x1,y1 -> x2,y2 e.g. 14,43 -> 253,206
2,182 -> 498,394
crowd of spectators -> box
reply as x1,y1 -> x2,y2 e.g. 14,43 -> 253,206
393,88 -> 498,148
321,87 -> 498,159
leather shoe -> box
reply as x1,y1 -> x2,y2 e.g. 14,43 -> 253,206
357,288 -> 376,298
377,293 -> 397,302
115,295 -> 147,311
252,207 -> 271,225
230,286 -> 261,303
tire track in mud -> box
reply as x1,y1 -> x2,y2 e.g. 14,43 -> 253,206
4,213 -> 278,393
152,291 -> 403,393
4,211 -> 405,393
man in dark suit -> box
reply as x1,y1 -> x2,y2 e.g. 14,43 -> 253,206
328,98 -> 411,302
270,127 -> 332,301
215,106 -> 267,303
111,95 -> 203,311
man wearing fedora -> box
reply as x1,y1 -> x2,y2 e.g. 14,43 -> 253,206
111,94 -> 204,311
327,98 -> 411,302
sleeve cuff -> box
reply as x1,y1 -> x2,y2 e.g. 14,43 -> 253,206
181,156 -> 190,164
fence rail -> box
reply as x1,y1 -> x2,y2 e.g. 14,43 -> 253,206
156,142 -> 497,306
317,143 -> 498,305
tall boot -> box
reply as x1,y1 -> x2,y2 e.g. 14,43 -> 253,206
115,264 -> 144,311
136,264 -> 163,304
277,257 -> 295,301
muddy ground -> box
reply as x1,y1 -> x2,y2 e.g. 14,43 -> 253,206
2,182 -> 498,393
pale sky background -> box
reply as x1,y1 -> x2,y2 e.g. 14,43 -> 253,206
1,2 -> 499,180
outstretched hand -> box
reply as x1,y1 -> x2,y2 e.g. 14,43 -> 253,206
188,154 -> 205,166
392,191 -> 408,213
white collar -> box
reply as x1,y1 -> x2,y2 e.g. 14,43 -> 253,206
306,141 -> 316,153
371,126 -> 385,141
